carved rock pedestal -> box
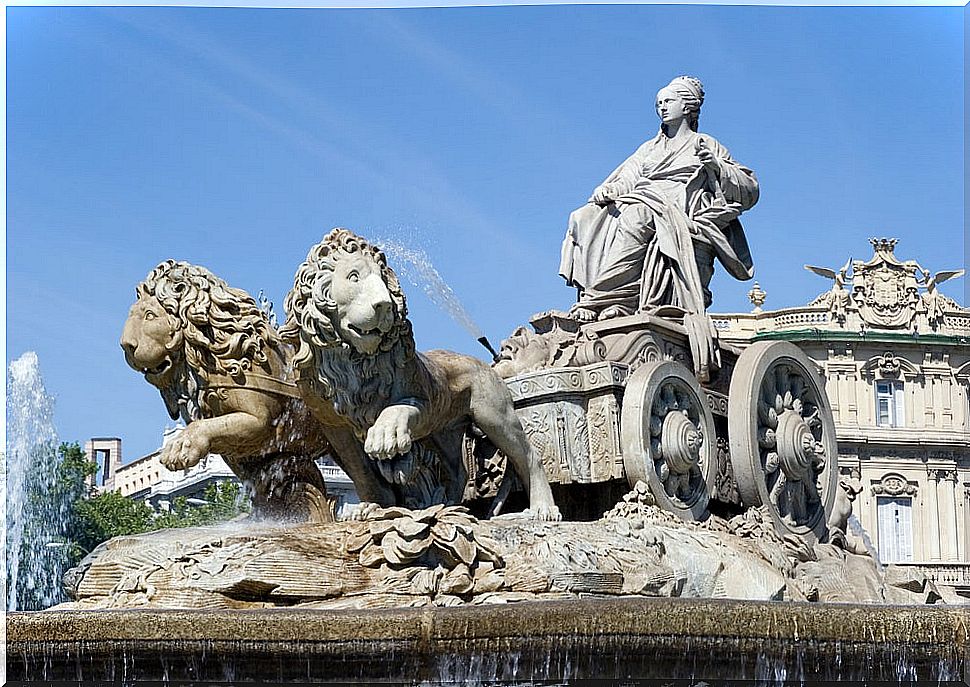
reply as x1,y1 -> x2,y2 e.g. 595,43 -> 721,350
59,495 -> 929,611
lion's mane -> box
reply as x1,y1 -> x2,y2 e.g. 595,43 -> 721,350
281,229 -> 415,433
136,259 -> 280,422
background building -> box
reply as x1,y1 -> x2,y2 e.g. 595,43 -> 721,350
87,427 -> 359,516
713,238 -> 969,596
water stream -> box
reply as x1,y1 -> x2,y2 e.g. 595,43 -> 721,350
5,352 -> 69,610
377,237 -> 484,341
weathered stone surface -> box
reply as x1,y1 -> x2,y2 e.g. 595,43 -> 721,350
280,229 -> 561,520
120,261 -> 334,523
559,75 -> 758,382
58,495 -> 928,611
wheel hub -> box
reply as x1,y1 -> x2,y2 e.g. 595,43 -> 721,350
776,410 -> 815,479
660,410 -> 702,474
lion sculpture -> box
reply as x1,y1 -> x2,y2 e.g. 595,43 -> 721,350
121,259 -> 381,522
281,229 -> 561,520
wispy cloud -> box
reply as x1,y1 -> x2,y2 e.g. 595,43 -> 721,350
98,9 -> 533,253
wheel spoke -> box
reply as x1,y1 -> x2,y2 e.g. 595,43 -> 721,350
729,341 -> 839,543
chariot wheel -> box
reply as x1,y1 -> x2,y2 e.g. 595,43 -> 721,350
621,360 -> 717,520
728,341 -> 838,542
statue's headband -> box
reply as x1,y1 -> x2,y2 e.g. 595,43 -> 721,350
665,75 -> 705,112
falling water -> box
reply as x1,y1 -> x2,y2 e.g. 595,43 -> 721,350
377,238 -> 484,340
5,352 -> 67,610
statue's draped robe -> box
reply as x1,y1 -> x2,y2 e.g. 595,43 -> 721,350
559,130 -> 758,380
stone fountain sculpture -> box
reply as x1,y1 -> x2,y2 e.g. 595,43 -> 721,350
14,74 -> 964,687
279,229 -> 561,521
559,75 -> 757,383
71,229 -> 932,612
60,76 -> 942,616
120,260 -> 334,522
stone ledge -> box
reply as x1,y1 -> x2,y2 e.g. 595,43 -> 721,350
8,599 -> 969,683
836,426 -> 970,447
9,598 -> 968,645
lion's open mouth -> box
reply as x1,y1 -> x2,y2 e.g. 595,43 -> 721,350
142,359 -> 172,377
347,323 -> 382,339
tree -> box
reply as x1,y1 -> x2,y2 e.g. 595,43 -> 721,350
69,480 -> 251,554
68,490 -> 156,558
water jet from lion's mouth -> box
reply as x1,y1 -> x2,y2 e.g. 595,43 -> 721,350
375,236 -> 486,341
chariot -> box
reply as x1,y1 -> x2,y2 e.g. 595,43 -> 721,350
492,311 -> 839,542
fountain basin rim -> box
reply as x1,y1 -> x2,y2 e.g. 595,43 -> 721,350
8,597 -> 969,647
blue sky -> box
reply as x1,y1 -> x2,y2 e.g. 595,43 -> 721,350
6,4 -> 966,462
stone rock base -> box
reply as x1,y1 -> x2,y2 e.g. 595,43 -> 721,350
59,495 -> 937,610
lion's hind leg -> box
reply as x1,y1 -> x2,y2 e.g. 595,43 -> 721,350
468,368 -> 561,522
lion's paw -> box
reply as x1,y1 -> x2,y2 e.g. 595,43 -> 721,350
532,504 -> 563,522
365,405 -> 418,459
160,426 -> 209,471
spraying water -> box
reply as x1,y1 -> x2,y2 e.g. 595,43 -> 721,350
5,352 -> 71,610
377,238 -> 485,341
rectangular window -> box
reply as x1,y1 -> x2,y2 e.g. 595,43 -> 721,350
94,448 -> 111,485
877,496 -> 913,563
875,380 -> 905,428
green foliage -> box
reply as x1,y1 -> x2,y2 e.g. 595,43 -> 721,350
70,479 -> 250,551
54,442 -> 98,503
69,490 -> 156,556
152,481 -> 250,529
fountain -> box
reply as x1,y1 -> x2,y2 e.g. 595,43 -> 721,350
6,75 -> 969,684
5,352 -> 75,612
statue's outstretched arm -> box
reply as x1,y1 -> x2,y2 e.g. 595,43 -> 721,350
590,142 -> 650,201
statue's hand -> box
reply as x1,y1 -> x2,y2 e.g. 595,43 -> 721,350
365,405 -> 419,459
695,140 -> 720,175
590,184 -> 615,206
160,423 -> 210,471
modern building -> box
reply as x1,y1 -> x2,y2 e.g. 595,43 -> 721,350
712,238 -> 969,596
87,426 -> 360,515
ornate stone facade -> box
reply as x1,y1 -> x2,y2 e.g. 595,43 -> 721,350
713,239 -> 970,597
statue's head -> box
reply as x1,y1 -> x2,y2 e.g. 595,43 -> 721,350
656,75 -> 704,131
121,260 -> 280,421
282,229 -> 410,360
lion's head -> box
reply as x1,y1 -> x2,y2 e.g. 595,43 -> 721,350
281,229 -> 414,431
282,229 -> 410,358
121,260 -> 281,423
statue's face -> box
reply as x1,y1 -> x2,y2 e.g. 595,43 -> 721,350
328,251 -> 395,355
121,295 -> 182,387
655,87 -> 688,126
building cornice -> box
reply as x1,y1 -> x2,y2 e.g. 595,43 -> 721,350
750,329 -> 969,347
836,426 -> 970,448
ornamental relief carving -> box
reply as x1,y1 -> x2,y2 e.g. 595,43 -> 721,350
804,238 -> 966,332
852,239 -> 920,329
871,473 -> 917,497
860,351 -> 920,380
